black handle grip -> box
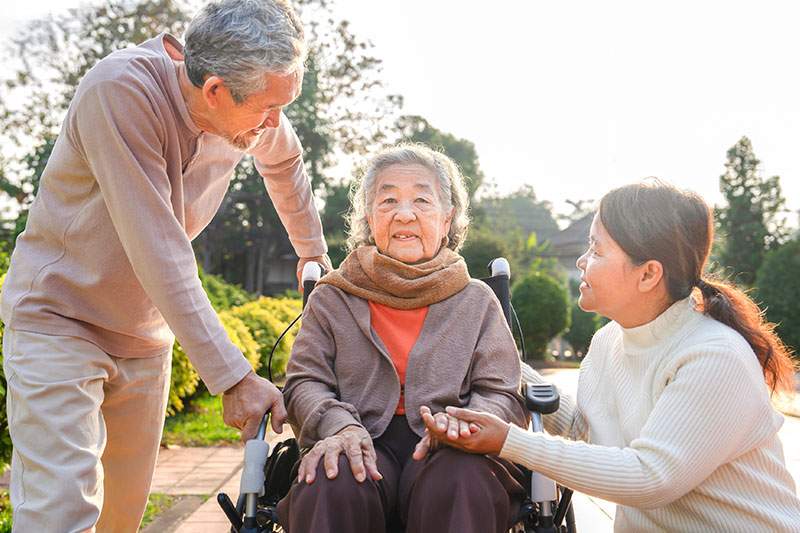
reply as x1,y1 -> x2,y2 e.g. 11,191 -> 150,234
217,492 -> 242,530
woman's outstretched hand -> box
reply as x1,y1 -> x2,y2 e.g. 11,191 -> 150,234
420,405 -> 512,456
296,425 -> 383,485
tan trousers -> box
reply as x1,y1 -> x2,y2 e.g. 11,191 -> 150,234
2,328 -> 172,533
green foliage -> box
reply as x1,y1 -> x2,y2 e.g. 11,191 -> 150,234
162,392 -> 240,447
461,230 -> 507,278
716,137 -> 789,286
0,267 -> 13,471
0,491 -> 10,533
563,302 -> 601,356
199,267 -> 253,311
140,493 -> 177,530
756,239 -> 800,358
218,311 -> 260,371
396,115 -> 485,199
167,342 -> 200,416
478,185 -> 560,244
512,271 -> 570,360
230,297 -> 302,380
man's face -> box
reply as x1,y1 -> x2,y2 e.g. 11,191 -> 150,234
207,70 -> 302,151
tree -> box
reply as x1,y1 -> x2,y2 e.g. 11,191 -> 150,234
477,185 -> 560,245
512,271 -> 570,360
460,229 -> 507,278
756,239 -> 800,359
396,115 -> 485,199
0,0 -> 190,242
715,137 -> 789,286
562,278 -> 601,356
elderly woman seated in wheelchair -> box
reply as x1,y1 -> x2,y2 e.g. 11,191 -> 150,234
276,144 -> 529,533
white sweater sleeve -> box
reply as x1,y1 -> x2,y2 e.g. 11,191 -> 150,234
504,346 -> 778,508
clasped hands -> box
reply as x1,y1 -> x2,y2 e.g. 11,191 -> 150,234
297,406 -> 512,485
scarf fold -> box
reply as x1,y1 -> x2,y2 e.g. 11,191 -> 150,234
318,246 -> 470,309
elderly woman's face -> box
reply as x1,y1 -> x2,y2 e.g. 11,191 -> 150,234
368,164 -> 454,264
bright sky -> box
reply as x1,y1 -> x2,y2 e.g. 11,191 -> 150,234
3,0 -> 799,225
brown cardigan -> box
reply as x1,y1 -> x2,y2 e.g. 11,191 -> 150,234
283,280 -> 527,448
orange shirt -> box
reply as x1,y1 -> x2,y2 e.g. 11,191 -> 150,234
368,301 -> 429,415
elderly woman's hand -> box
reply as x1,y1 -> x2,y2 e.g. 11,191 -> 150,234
421,406 -> 511,456
296,425 -> 382,485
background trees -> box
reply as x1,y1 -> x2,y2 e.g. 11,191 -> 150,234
715,136 -> 789,286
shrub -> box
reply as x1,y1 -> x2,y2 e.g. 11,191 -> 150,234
0,273 -> 12,471
168,309 -> 261,415
230,297 -> 302,380
461,231 -> 507,278
512,271 -> 570,360
756,239 -> 800,358
563,301 -> 601,356
198,267 -> 253,311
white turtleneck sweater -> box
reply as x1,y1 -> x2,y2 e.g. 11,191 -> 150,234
505,297 -> 800,532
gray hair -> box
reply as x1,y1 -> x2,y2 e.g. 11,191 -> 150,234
184,0 -> 306,103
346,144 -> 471,253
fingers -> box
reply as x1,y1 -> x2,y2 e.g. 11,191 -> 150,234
298,446 -> 323,484
323,442 -> 342,480
344,440 -> 367,482
268,389 -> 288,435
361,440 -> 383,481
444,406 -> 484,423
447,413 -> 460,440
240,415 -> 261,442
459,418 -> 471,438
412,432 -> 431,461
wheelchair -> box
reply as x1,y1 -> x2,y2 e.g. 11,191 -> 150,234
218,258 -> 578,533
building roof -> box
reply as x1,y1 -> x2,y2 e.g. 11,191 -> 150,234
544,212 -> 593,258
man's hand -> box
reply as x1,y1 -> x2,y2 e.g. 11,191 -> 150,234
296,425 -> 382,485
420,405 -> 510,456
296,255 -> 333,291
222,371 -> 287,441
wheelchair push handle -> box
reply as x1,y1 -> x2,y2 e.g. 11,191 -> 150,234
525,382 -> 560,415
301,261 -> 323,308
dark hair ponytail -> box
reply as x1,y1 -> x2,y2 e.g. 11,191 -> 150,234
600,179 -> 796,393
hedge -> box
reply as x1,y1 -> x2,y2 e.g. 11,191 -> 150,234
756,239 -> 800,358
230,297 -> 302,381
0,274 -> 11,470
512,271 -> 570,360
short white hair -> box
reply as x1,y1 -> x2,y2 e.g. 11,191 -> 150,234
346,144 -> 470,252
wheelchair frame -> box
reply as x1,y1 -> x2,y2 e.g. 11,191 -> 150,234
218,258 -> 577,533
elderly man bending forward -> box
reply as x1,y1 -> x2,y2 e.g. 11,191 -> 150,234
0,1 -> 330,530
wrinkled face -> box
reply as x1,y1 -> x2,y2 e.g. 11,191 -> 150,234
576,215 -> 644,319
367,164 -> 454,264
206,70 -> 302,151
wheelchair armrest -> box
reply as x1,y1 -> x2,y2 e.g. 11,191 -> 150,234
524,382 -> 560,415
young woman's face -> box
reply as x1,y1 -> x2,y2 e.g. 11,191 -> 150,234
576,215 -> 644,320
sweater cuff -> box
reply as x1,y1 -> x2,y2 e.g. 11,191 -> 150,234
204,354 -> 253,395
293,238 -> 328,259
316,406 -> 362,439
500,424 -> 543,467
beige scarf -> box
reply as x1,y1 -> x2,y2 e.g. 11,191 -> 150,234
318,245 -> 470,309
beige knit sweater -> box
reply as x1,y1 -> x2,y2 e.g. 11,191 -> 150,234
0,34 -> 326,394
510,297 -> 800,531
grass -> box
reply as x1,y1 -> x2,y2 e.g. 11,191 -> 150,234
139,493 -> 177,530
162,391 -> 240,447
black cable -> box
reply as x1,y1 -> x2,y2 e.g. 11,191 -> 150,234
511,302 -> 526,362
267,312 -> 303,384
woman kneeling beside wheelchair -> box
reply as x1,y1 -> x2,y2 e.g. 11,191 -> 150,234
277,144 -> 528,533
